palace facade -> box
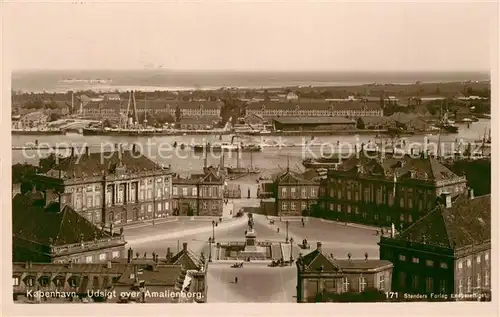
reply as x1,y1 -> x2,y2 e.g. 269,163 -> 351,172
296,242 -> 393,302
275,169 -> 321,217
314,150 -> 468,228
32,144 -> 173,226
171,168 -> 224,216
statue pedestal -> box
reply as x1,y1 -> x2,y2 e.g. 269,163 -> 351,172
241,229 -> 266,259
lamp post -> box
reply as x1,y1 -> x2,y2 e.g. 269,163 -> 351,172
208,237 -> 212,262
212,220 -> 216,242
285,220 -> 289,243
289,237 -> 294,263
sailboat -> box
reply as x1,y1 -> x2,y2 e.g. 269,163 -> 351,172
476,128 -> 491,147
227,150 -> 261,175
435,99 -> 459,133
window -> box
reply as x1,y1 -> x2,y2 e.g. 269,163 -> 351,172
476,273 -> 481,288
301,188 -> 306,198
425,260 -> 434,267
13,277 -> 19,286
291,187 -> 296,194
466,259 -> 471,267
147,189 -> 153,199
329,203 -> 334,211
485,253 -> 489,262
112,251 -> 120,258
476,255 -> 481,264
68,277 -> 78,287
458,261 -> 463,269
379,274 -> 385,290
147,204 -> 153,213
99,253 -> 107,261
337,190 -> 342,199
39,276 -> 49,287
281,201 -> 288,210
54,277 -> 64,287
425,277 -> 433,292
164,202 -> 169,211
202,201 -> 208,210
458,279 -> 463,293
290,202 -> 296,210
342,277 -> 350,292
337,204 -> 341,212
156,188 -> 162,198
399,255 -> 406,261
173,187 -> 178,196
85,256 -> 93,263
466,277 -> 472,293
95,195 -> 101,207
192,187 -> 197,196
157,203 -> 162,211
412,257 -> 420,264
485,270 -> 489,286
359,276 -> 367,292
311,188 -> 316,197
440,262 -> 448,269
439,280 -> 446,293
301,201 -> 306,211
411,275 -> 419,290
86,196 -> 93,208
281,187 -> 287,197
399,272 -> 406,287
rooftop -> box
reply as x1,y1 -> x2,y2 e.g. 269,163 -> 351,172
276,169 -> 319,185
334,151 -> 462,182
298,242 -> 392,273
12,192 -> 118,247
394,193 -> 490,250
41,146 -> 168,180
274,117 -> 356,125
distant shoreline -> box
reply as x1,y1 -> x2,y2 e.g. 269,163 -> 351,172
11,69 -> 490,93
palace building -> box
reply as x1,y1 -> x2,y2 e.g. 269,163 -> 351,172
31,144 -> 173,226
314,150 -> 468,228
275,169 -> 321,217
171,168 -> 224,217
296,242 -> 393,302
12,190 -> 126,264
378,191 -> 491,300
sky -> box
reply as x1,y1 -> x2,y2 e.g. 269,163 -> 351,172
3,1 -> 497,72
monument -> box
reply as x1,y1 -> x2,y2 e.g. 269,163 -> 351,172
240,216 -> 267,260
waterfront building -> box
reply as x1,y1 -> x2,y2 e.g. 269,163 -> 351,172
273,117 -> 356,131
82,101 -> 121,121
378,191 -> 490,300
31,144 -> 172,226
296,242 -> 393,302
178,117 -> 218,130
275,169 -> 320,217
245,101 -> 383,119
286,92 -> 299,101
12,190 -> 126,263
315,150 -> 468,228
18,111 -> 48,129
171,168 -> 224,216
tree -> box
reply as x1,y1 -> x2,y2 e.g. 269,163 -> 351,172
356,117 -> 365,129
49,113 -> 61,122
263,89 -> 270,102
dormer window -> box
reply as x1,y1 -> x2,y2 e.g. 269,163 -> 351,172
24,276 -> 35,287
39,276 -> 50,287
68,276 -> 80,287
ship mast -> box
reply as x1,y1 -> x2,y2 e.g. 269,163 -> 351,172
144,92 -> 148,127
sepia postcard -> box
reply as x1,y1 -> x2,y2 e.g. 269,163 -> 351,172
1,1 -> 498,316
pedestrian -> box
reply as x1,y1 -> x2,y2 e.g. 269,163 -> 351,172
277,228 -> 280,233
234,277 -> 238,284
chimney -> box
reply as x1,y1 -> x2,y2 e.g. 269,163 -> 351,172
127,247 -> 133,263
316,242 -> 322,252
106,260 -> 112,269
166,247 -> 172,261
467,187 -> 475,200
441,192 -> 452,208
183,242 -> 188,251
58,192 -> 71,212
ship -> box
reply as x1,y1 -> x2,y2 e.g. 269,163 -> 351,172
192,136 -> 262,153
435,100 -> 459,133
227,151 -> 260,175
302,155 -> 346,169
475,128 -> 491,147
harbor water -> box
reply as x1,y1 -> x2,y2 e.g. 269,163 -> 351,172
12,120 -> 491,176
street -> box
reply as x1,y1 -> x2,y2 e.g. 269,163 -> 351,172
206,262 -> 297,303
